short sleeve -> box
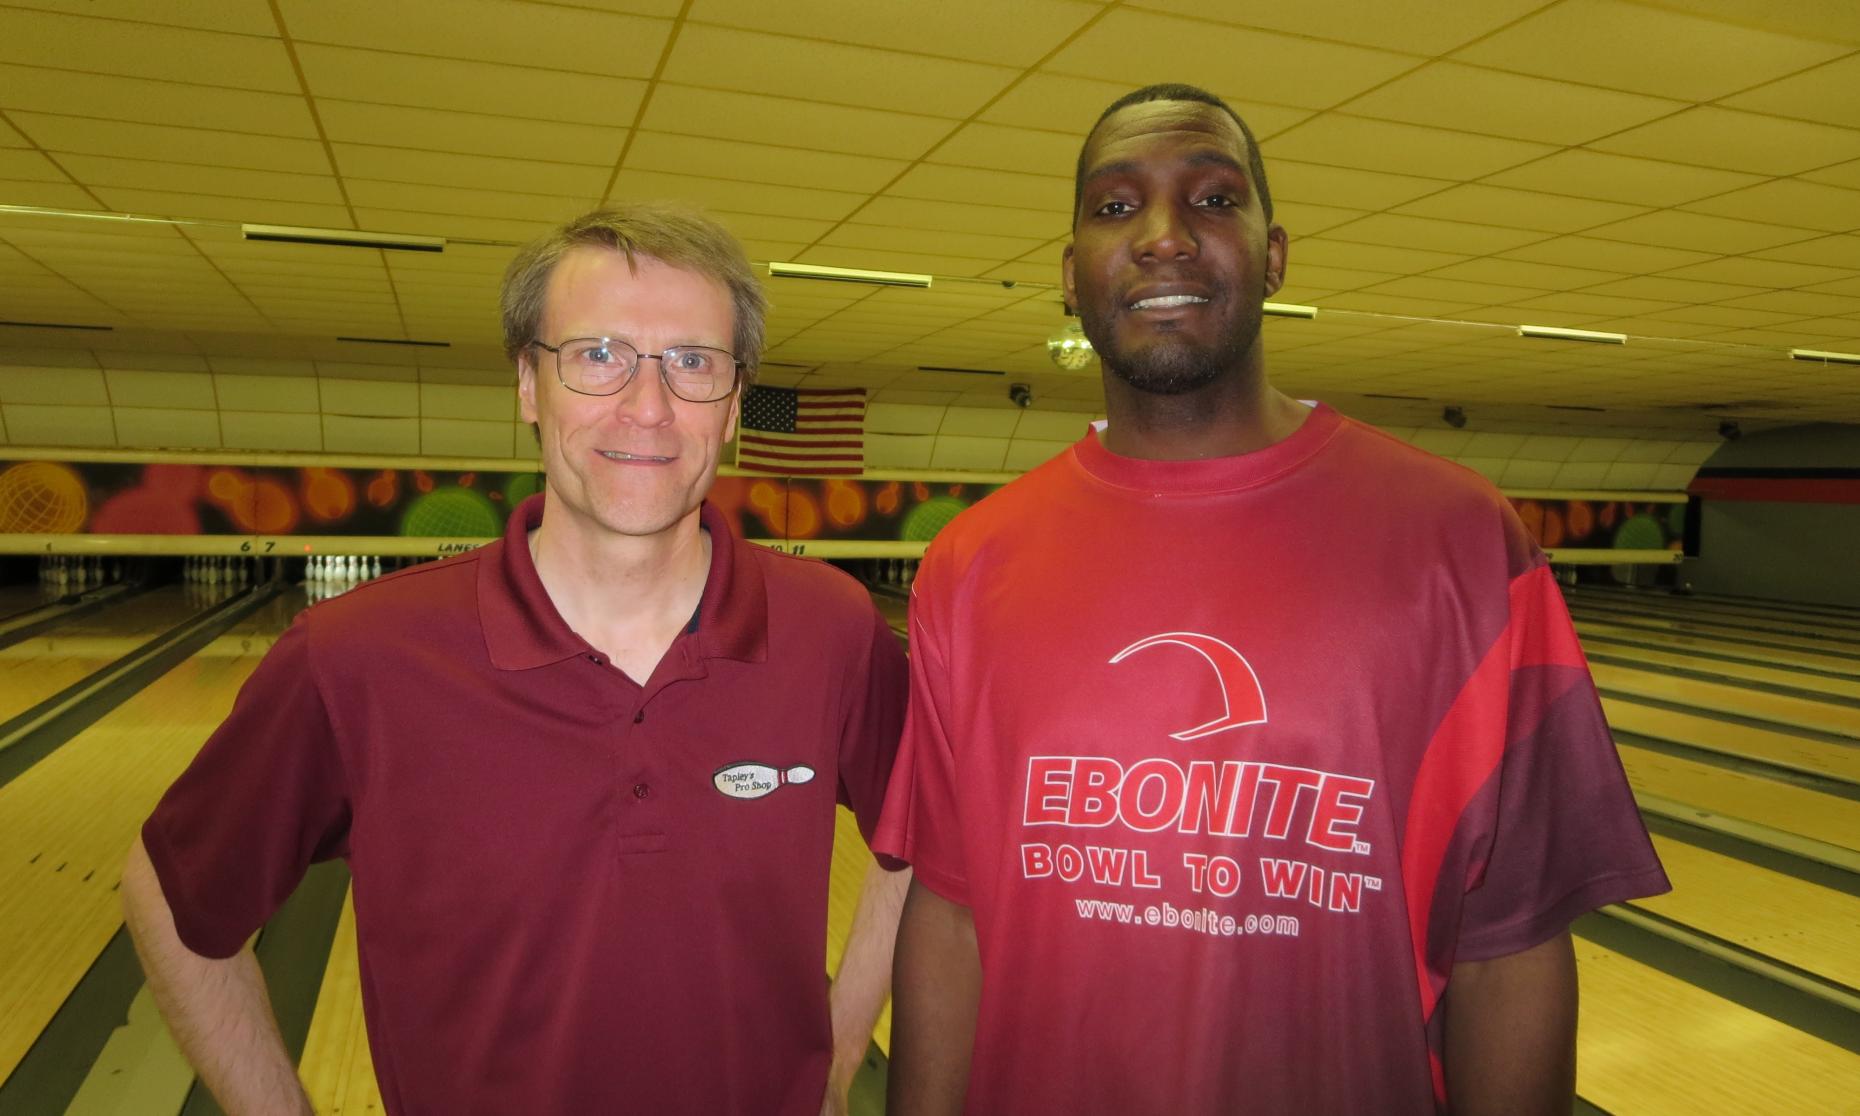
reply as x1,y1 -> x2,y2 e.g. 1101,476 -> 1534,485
836,603 -> 909,852
141,615 -> 352,959
1455,564 -> 1670,960
872,556 -> 971,905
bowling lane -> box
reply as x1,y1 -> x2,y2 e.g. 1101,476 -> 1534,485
1575,938 -> 1860,1116
1620,748 -> 1860,854
1630,834 -> 1860,990
1603,699 -> 1860,785
1576,618 -> 1860,679
0,591 -> 300,1083
0,584 -> 58,621
0,587 -> 233,724
1576,591 -> 1860,639
1569,604 -> 1860,658
1588,640 -> 1860,703
1590,661 -> 1860,740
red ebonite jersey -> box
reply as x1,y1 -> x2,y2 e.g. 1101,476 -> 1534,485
874,404 -> 1669,1115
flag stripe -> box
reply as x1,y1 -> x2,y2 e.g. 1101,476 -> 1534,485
737,384 -> 866,475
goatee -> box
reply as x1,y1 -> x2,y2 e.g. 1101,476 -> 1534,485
1087,302 -> 1260,396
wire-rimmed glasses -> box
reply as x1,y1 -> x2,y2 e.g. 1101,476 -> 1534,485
529,337 -> 742,402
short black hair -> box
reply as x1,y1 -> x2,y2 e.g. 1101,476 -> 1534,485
1072,83 -> 1273,226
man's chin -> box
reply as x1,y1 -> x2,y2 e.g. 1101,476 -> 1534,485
1106,348 -> 1226,396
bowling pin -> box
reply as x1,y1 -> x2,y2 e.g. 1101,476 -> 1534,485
711,762 -> 815,800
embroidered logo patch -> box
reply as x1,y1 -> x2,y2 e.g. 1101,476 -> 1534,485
713,762 -> 816,800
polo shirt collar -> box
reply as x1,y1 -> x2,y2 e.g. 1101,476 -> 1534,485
480,493 -> 767,671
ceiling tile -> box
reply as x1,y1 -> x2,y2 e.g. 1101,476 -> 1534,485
1749,235 -> 1860,269
1315,292 -> 1483,317
0,180 -> 99,209
1340,62 -> 1683,145
0,64 -> 318,137
885,163 -> 1069,214
317,101 -> 627,164
855,195 -> 1062,240
1722,53 -> 1860,130
1316,214 -> 1545,256
331,145 -> 605,195
1358,276 -> 1548,305
1265,116 -> 1552,180
626,132 -> 908,194
280,0 -> 669,72
1654,0 -> 1860,46
1295,239 -> 1470,273
55,153 -> 343,205
1713,290 -> 1860,318
1590,106 -> 1860,176
606,168 -> 866,223
0,9 -> 300,92
822,223 -> 1048,262
981,72 -> 1313,140
0,149 -> 67,183
295,44 -> 647,127
1267,159 -> 1448,210
85,188 -> 352,228
1802,157 -> 1860,190
1581,276 -> 1766,303
1582,210 -> 1819,256
1044,10 -> 1420,111
1451,0 -> 1847,101
1657,256 -> 1851,289
929,123 -> 1082,178
1393,184 -> 1648,234
688,0 -> 1097,67
641,85 -> 947,162
1508,292 -> 1684,318
664,25 -> 1016,117
344,180 -> 592,222
1274,202 -> 1372,237
1124,0 -> 1545,55
10,112 -> 330,176
1680,178 -> 1860,234
1482,149 -> 1764,207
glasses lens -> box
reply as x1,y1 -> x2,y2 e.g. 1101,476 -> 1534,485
661,347 -> 737,401
558,338 -> 637,394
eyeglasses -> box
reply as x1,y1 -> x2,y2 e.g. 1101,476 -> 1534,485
529,337 -> 743,403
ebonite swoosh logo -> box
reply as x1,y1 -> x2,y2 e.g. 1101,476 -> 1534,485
1109,632 -> 1268,741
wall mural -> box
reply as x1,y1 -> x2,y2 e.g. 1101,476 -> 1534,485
0,459 -> 1690,556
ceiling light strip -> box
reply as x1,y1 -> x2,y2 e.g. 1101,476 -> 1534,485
1790,348 -> 1860,366
1518,324 -> 1626,345
768,262 -> 932,288
1262,302 -> 1318,319
242,224 -> 445,253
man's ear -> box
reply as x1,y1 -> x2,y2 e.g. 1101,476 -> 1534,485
517,350 -> 539,424
1062,241 -> 1077,310
1264,224 -> 1288,299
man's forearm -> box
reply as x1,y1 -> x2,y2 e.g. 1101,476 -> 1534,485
826,861 -> 911,1096
1443,931 -> 1579,1116
121,836 -> 311,1116
886,878 -> 981,1116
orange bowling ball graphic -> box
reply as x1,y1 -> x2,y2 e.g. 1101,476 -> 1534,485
207,468 -> 300,534
825,479 -> 866,528
301,468 -> 357,523
0,462 -> 89,533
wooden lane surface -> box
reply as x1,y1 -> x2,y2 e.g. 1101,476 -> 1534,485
1590,661 -> 1860,740
1620,748 -> 1860,853
300,805 -> 892,1114
1604,698 -> 1860,785
0,588 -> 220,724
1572,591 -> 1860,638
1576,618 -> 1860,679
1632,833 -> 1860,990
1589,639 -> 1860,702
1575,938 -> 1860,1115
0,593 -> 300,1084
0,584 -> 57,621
1569,605 -> 1860,657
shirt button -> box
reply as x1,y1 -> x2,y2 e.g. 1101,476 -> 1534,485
633,710 -> 644,724
586,653 -> 602,665
633,783 -> 650,799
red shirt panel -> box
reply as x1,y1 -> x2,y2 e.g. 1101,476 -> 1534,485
144,495 -> 907,1116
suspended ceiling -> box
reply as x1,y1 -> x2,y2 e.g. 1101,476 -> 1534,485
1,0 -> 1859,434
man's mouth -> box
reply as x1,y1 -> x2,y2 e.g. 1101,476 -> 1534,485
598,450 -> 673,463
1127,294 -> 1209,311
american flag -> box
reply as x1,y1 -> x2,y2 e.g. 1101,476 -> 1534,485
736,386 -> 865,475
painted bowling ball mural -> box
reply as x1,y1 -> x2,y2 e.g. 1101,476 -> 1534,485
503,472 -> 545,507
1613,513 -> 1667,551
401,486 -> 501,537
302,468 -> 358,522
902,494 -> 968,542
0,461 -> 89,533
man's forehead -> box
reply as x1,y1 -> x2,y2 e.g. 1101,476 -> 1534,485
1084,100 -> 1248,172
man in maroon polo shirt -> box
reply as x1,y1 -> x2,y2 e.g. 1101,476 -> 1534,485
122,204 -> 910,1116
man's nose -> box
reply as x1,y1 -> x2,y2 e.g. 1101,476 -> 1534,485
613,358 -> 677,426
1133,203 -> 1197,262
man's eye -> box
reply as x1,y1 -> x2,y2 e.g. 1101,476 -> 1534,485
584,347 -> 613,364
1198,194 -> 1235,208
1096,200 -> 1133,216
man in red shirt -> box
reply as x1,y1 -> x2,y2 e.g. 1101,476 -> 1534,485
122,204 -> 909,1115
877,84 -> 1668,1115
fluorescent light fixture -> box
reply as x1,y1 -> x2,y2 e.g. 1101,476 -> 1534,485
768,261 -> 932,288
1262,302 -> 1318,319
1518,324 -> 1625,345
242,223 -> 445,253
1790,348 -> 1860,366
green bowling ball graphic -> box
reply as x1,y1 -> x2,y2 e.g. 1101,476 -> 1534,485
503,472 -> 545,506
901,495 -> 968,542
401,486 -> 501,537
1612,513 -> 1666,551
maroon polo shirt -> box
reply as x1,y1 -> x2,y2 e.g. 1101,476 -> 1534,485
143,494 -> 907,1116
